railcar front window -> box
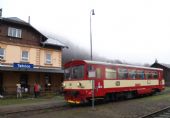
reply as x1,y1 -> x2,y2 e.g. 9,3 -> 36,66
72,65 -> 84,79
64,65 -> 84,80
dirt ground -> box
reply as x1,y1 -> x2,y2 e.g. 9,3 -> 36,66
2,92 -> 170,118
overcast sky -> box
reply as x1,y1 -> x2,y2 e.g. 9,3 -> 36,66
1,0 -> 170,64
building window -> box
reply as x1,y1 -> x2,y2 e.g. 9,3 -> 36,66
21,50 -> 29,62
105,68 -> 117,79
0,48 -> 5,60
8,27 -> 22,38
45,52 -> 51,64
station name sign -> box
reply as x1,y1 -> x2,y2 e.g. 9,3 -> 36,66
13,63 -> 34,69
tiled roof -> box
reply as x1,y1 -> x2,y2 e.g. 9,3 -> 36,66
1,17 -> 68,48
6,17 -> 28,24
43,36 -> 68,48
1,17 -> 30,26
0,17 -> 47,40
159,63 -> 170,69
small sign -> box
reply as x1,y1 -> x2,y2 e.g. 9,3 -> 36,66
115,81 -> 120,86
88,71 -> 96,78
147,80 -> 151,84
13,63 -> 34,69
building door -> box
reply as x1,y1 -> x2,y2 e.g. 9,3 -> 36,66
0,73 -> 3,95
44,74 -> 51,91
20,74 -> 28,89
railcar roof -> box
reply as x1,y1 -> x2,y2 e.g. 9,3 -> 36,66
84,60 -> 163,71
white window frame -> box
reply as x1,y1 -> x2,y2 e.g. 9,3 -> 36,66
45,52 -> 52,64
105,68 -> 117,79
0,48 -> 5,60
21,50 -> 29,62
8,27 -> 22,38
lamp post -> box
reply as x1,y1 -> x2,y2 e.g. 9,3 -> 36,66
90,9 -> 95,109
90,9 -> 95,60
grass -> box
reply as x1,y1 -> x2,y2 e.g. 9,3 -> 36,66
164,87 -> 170,92
0,87 -> 169,106
0,98 -> 47,106
127,87 -> 170,102
0,94 -> 64,106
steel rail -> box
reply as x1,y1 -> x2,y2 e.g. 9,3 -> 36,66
140,106 -> 170,118
0,104 -> 70,116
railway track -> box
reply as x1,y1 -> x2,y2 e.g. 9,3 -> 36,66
141,106 -> 170,118
1,103 -> 90,117
0,105 -> 71,117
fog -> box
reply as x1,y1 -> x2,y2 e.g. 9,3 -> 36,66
45,33 -> 150,66
1,0 -> 170,65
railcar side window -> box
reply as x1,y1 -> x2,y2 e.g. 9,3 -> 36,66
136,70 -> 145,79
96,68 -> 101,78
128,70 -> 136,79
118,68 -> 128,79
105,68 -> 117,79
152,72 -> 158,79
88,65 -> 94,71
88,65 -> 101,79
145,72 -> 152,79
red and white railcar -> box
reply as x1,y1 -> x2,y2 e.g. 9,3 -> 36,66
62,60 -> 165,104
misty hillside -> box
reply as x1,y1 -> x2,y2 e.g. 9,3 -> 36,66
60,35 -> 126,65
43,32 -> 150,67
61,39 -> 151,67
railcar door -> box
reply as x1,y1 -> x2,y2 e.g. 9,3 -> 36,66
88,64 -> 104,97
94,79 -> 104,97
93,66 -> 104,97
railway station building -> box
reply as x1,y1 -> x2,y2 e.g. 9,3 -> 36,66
0,16 -> 67,95
151,61 -> 170,86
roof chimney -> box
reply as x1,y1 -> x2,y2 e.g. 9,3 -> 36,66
0,8 -> 2,18
155,58 -> 158,63
28,16 -> 30,24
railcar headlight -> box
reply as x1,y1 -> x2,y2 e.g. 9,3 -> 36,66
62,83 -> 66,87
77,82 -> 82,87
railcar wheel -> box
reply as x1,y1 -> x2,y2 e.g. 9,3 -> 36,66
150,89 -> 158,95
125,92 -> 134,99
104,94 -> 110,102
104,93 -> 115,102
